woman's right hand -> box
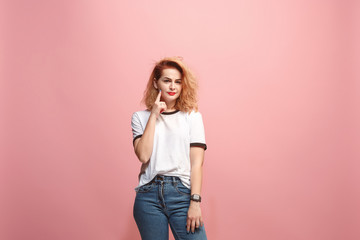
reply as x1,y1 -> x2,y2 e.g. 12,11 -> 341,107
151,90 -> 167,117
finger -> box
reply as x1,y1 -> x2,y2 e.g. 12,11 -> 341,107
159,102 -> 167,113
200,217 -> 204,227
191,219 -> 196,233
155,89 -> 161,103
186,219 -> 191,233
195,219 -> 200,229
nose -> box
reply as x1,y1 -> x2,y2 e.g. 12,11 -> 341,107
170,82 -> 175,90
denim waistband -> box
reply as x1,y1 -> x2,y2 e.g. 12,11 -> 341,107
151,175 -> 180,184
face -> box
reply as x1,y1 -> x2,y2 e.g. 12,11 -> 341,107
153,68 -> 182,104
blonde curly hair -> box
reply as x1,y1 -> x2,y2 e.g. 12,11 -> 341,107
141,57 -> 199,113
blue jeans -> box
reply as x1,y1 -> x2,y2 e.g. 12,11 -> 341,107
133,175 -> 207,240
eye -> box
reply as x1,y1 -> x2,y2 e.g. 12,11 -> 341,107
176,81 -> 182,84
163,80 -> 170,82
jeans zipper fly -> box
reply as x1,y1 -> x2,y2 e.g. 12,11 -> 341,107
160,181 -> 165,208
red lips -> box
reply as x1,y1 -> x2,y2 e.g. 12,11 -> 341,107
167,92 -> 176,96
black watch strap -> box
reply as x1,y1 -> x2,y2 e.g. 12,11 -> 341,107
190,194 -> 201,202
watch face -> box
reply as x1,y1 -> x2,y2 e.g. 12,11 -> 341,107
191,194 -> 200,201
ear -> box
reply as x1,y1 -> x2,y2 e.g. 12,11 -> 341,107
153,78 -> 158,89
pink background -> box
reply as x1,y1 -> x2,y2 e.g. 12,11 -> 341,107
1,0 -> 359,240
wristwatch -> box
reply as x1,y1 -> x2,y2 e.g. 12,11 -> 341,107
190,194 -> 201,202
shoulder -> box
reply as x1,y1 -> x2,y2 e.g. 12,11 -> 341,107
187,109 -> 203,119
132,109 -> 151,118
131,110 -> 151,125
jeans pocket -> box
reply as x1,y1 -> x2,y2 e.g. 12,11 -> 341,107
136,182 -> 154,193
174,181 -> 191,196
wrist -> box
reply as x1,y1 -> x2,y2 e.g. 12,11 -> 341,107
190,200 -> 201,207
149,112 -> 159,119
190,194 -> 201,203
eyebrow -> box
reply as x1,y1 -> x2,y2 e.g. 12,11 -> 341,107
163,77 -> 182,81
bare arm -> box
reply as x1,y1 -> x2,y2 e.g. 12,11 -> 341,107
133,90 -> 167,163
190,147 -> 204,196
133,113 -> 157,163
187,146 -> 205,233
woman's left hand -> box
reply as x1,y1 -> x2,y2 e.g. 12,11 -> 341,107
186,201 -> 204,233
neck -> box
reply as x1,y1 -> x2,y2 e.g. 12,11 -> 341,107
162,99 -> 176,111
166,106 -> 176,111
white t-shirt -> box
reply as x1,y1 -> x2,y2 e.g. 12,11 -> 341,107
131,109 -> 207,189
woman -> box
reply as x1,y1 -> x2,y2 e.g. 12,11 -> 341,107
131,57 -> 208,240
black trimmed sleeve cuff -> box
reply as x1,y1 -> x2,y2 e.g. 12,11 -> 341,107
190,142 -> 207,151
133,135 -> 143,146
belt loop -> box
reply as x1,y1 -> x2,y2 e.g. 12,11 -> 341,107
172,176 -> 177,186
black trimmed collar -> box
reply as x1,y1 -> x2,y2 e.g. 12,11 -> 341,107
161,109 -> 180,115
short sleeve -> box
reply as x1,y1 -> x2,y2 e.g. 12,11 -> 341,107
131,112 -> 143,146
189,111 -> 207,150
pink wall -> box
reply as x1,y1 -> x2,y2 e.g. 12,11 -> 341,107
1,0 -> 359,240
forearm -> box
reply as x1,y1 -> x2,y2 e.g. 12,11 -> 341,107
135,113 -> 157,163
190,165 -> 203,196
188,163 -> 203,227
190,146 -> 205,195
190,164 -> 203,209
